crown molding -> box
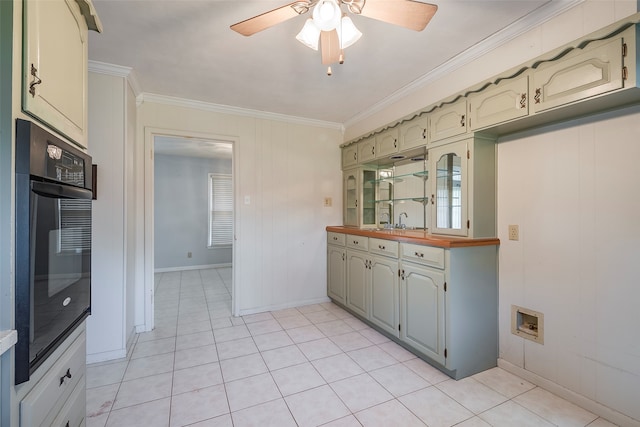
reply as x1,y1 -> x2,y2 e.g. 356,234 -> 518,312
88,60 -> 142,98
343,0 -> 585,130
139,93 -> 344,132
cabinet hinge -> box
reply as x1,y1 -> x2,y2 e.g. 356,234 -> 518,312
623,43 -> 628,57
444,282 -> 447,292
467,149 -> 470,159
444,348 -> 448,358
623,66 -> 628,81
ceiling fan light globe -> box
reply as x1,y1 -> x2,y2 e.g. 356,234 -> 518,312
312,0 -> 341,31
296,18 -> 320,50
338,16 -> 362,49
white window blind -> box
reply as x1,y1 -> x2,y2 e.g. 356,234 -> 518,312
209,173 -> 233,247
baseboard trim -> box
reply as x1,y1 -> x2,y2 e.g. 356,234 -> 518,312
238,297 -> 331,316
154,263 -> 232,273
498,359 -> 640,427
87,348 -> 127,365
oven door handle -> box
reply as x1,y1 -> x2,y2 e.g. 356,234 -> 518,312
31,181 -> 92,200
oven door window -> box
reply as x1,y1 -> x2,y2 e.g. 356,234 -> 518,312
30,185 -> 91,360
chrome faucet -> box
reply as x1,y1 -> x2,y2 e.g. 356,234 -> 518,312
380,212 -> 391,228
398,212 -> 408,229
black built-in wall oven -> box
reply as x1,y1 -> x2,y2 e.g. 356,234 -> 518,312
15,119 -> 92,384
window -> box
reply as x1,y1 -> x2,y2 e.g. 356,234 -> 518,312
208,173 -> 233,247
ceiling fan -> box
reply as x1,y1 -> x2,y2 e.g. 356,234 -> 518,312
231,0 -> 437,73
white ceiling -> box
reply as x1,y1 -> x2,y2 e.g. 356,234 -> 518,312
87,0 -> 581,127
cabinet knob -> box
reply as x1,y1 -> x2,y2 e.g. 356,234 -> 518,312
372,147 -> 375,155
520,93 -> 527,109
422,129 -> 426,139
354,152 -> 357,160
378,244 -> 385,250
414,251 -> 424,258
393,139 -> 397,148
460,114 -> 466,127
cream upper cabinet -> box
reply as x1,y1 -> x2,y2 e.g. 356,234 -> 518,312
531,36 -> 624,113
468,75 -> 529,131
342,144 -> 358,169
429,135 -> 496,238
23,0 -> 90,148
399,115 -> 428,152
358,136 -> 376,164
429,99 -> 467,143
375,128 -> 399,158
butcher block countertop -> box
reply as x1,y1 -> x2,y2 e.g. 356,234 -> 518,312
326,226 -> 500,249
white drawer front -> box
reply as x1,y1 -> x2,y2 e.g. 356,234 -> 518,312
327,232 -> 346,246
20,332 -> 86,427
346,235 -> 369,251
401,243 -> 445,269
369,238 -> 398,258
51,375 -> 85,427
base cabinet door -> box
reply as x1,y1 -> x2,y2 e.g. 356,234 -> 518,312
370,255 -> 399,337
327,245 -> 346,305
400,262 -> 445,365
346,250 -> 369,318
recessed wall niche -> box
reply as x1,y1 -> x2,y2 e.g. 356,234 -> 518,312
511,305 -> 544,344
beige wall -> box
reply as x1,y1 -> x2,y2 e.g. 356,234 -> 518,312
135,101 -> 343,318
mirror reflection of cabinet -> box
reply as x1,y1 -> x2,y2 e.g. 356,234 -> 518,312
429,136 -> 496,237
343,167 -> 377,227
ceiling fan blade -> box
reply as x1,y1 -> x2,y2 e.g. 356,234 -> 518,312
320,30 -> 341,65
360,0 -> 437,32
230,3 -> 302,36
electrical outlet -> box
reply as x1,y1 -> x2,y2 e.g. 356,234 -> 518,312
187,252 -> 192,258
508,225 -> 519,241
324,197 -> 332,207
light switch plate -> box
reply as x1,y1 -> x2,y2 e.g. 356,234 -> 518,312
324,197 -> 332,207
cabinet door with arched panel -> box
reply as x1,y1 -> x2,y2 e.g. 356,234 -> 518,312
429,140 -> 468,236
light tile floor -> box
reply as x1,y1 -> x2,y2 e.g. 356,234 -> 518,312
86,268 -> 617,427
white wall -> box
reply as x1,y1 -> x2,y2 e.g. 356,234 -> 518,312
498,105 -> 640,423
136,100 -> 343,318
87,70 -> 137,362
154,153 -> 232,269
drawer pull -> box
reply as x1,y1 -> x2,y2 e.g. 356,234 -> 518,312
353,240 -> 358,245
414,252 -> 424,258
378,245 -> 385,250
59,368 -> 72,386
333,236 -> 338,241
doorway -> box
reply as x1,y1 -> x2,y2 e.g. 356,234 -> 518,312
146,132 -> 234,330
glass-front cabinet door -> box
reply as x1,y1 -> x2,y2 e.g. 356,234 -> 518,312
343,167 -> 376,228
430,140 -> 468,236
